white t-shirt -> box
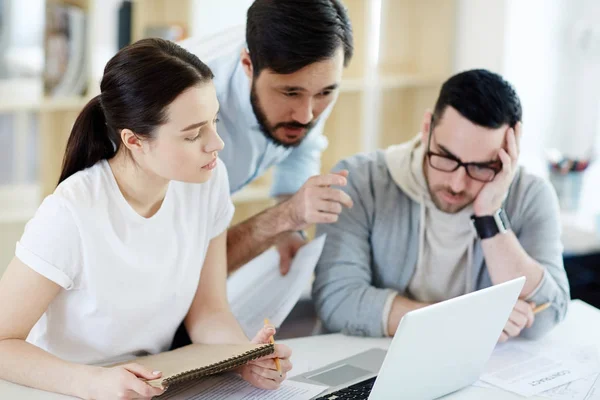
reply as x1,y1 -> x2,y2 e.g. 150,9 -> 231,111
15,159 -> 234,365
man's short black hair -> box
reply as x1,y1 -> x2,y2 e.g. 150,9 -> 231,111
246,0 -> 353,76
433,69 -> 522,129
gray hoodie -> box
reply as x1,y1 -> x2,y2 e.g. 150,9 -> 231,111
313,145 -> 570,338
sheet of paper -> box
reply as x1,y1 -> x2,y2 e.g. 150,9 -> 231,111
480,342 -> 588,397
472,380 -> 496,389
227,235 -> 326,338
539,346 -> 600,400
542,374 -> 600,400
157,374 -> 327,400
586,377 -> 600,400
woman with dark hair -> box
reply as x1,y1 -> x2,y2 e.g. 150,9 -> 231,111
0,38 -> 291,399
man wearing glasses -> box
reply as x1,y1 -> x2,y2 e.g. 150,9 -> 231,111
312,69 -> 569,340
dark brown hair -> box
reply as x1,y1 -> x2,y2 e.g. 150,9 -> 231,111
246,0 -> 353,76
433,69 -> 522,130
58,38 -> 214,185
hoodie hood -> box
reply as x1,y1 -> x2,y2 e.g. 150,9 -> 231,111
384,134 -> 477,302
384,134 -> 433,207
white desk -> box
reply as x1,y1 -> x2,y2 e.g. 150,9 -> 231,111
1,300 -> 599,399
281,299 -> 600,400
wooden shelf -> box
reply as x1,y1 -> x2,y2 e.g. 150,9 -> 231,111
0,74 -> 443,113
0,97 -> 89,113
0,210 -> 37,224
131,0 -> 192,42
321,0 -> 456,176
0,79 -> 90,113
231,185 -> 271,204
377,0 -> 456,78
322,91 -> 363,174
378,74 -> 444,89
21,0 -> 457,207
340,74 -> 445,93
378,86 -> 441,149
0,184 -> 39,223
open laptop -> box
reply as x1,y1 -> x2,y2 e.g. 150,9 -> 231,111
292,277 -> 526,400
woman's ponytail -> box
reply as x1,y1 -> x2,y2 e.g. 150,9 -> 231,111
58,95 -> 116,185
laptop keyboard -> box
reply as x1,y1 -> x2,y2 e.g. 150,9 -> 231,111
315,377 -> 377,400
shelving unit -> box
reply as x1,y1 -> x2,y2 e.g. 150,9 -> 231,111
3,0 -> 194,203
37,0 -> 196,197
131,0 -> 192,42
320,0 -> 456,175
1,0 -> 457,226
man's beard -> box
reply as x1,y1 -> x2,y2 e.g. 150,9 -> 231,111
423,160 -> 474,213
430,185 -> 475,214
250,81 -> 315,148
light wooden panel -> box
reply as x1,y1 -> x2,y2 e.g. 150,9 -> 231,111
321,91 -> 363,174
231,200 -> 276,226
47,0 -> 90,10
412,0 -> 456,75
340,0 -> 367,80
131,0 -> 191,42
0,222 -> 26,277
39,110 -> 80,197
378,0 -> 456,76
378,86 -> 441,149
377,0 -> 417,75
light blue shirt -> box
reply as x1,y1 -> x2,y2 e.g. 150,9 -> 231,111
181,28 -> 331,196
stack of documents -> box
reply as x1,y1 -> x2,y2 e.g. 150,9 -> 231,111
475,341 -> 600,399
227,235 -> 326,338
157,373 -> 327,400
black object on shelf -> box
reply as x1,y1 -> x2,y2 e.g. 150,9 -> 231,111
117,0 -> 132,49
564,252 -> 600,309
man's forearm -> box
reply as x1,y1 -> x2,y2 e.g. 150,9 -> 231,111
481,231 -> 544,297
227,201 -> 294,274
387,295 -> 431,336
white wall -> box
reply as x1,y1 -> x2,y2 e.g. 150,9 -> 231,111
3,0 -> 44,76
502,0 -> 563,177
542,0 -> 600,160
454,0 -> 549,175
454,0 -> 600,177
504,0 -> 600,173
90,0 -> 122,80
454,0 -> 507,73
191,0 -> 253,38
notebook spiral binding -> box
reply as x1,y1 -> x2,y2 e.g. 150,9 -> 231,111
162,343 -> 275,388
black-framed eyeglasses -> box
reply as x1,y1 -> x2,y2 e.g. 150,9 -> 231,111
426,119 -> 501,183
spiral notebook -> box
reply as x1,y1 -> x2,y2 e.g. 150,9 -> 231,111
120,343 -> 274,389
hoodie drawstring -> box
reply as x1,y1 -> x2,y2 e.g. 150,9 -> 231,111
417,195 -> 426,275
466,240 -> 473,294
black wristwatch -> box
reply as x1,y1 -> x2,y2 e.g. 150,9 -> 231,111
470,208 -> 511,240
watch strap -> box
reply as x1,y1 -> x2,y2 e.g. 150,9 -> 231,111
470,208 -> 510,239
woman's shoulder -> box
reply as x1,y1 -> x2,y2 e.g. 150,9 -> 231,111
53,161 -> 110,208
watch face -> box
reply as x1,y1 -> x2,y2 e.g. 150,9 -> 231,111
494,209 -> 510,233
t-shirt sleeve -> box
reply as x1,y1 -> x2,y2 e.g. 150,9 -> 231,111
15,195 -> 83,290
210,159 -> 235,239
